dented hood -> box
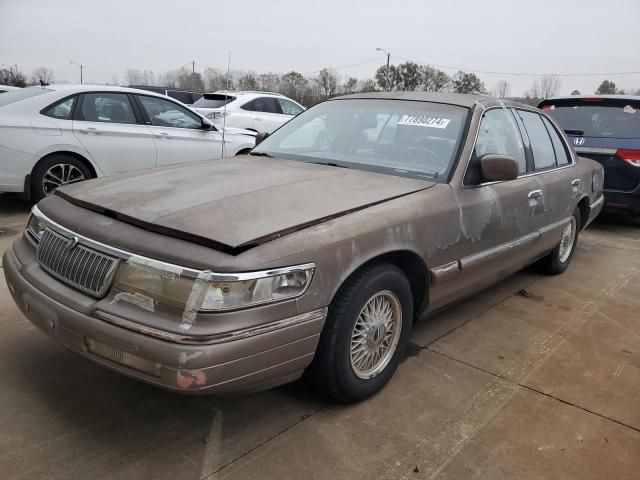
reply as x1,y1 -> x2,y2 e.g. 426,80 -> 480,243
55,157 -> 435,252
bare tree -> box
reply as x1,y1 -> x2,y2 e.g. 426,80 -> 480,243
314,68 -> 338,98
31,67 -> 55,85
529,75 -> 561,99
496,80 -> 511,98
342,77 -> 358,94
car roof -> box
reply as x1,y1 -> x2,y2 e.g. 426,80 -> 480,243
332,91 -> 533,109
23,84 -> 175,98
211,90 -> 285,98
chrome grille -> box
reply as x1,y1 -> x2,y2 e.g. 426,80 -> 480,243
36,228 -> 118,297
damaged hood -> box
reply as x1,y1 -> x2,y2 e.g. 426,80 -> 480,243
54,156 -> 435,252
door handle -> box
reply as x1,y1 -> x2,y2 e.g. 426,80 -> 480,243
79,127 -> 100,134
528,189 -> 543,199
571,178 -> 581,188
155,132 -> 171,139
254,117 -> 262,121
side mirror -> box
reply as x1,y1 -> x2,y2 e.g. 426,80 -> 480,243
480,154 -> 519,182
255,131 -> 270,146
201,118 -> 216,130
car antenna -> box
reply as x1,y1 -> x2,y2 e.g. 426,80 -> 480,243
221,50 -> 231,159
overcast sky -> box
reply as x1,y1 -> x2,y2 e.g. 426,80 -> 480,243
2,0 -> 639,96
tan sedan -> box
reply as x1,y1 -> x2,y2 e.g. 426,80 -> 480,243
3,92 -> 604,402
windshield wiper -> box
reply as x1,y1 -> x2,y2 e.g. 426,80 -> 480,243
249,151 -> 273,157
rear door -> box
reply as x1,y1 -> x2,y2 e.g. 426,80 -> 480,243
134,94 -> 224,165
540,98 -> 640,196
515,109 -> 576,231
72,92 -> 156,175
241,97 -> 284,133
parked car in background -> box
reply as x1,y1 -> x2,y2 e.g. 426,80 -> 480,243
128,85 -> 203,105
0,85 -> 21,93
539,95 -> 640,215
0,85 -> 255,200
4,92 -> 603,402
191,91 -> 305,133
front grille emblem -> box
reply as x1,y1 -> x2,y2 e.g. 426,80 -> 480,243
573,137 -> 585,146
64,236 -> 79,252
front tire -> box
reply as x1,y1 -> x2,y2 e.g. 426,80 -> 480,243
308,262 -> 413,403
539,207 -> 581,275
31,154 -> 93,201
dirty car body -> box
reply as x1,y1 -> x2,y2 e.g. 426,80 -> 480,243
3,92 -> 604,401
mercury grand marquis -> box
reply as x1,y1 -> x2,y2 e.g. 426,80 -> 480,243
4,92 -> 604,402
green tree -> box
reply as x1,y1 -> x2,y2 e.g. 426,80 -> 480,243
421,66 -> 450,92
375,65 -> 403,91
596,80 -> 617,95
360,79 -> 378,93
397,62 -> 422,91
452,71 -> 485,94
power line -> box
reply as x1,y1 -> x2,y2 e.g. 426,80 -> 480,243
392,55 -> 640,77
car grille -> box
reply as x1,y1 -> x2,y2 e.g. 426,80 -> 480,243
36,228 -> 119,297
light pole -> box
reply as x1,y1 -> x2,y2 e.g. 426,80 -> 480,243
376,48 -> 391,92
70,61 -> 83,84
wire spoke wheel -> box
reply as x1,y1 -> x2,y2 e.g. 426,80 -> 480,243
350,290 -> 402,379
42,163 -> 86,195
558,217 -> 577,263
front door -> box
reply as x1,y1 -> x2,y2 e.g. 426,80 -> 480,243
134,94 -> 224,165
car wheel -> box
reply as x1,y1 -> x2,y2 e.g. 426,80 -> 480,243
31,155 -> 93,201
539,206 -> 581,275
308,262 -> 413,403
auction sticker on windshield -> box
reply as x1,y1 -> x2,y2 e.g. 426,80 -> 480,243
398,115 -> 451,129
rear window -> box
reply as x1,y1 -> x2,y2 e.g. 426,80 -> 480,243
541,99 -> 640,139
192,94 -> 235,109
0,87 -> 52,107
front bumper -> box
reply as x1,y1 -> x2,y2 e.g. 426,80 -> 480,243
3,245 -> 326,394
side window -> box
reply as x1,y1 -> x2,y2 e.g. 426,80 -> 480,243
542,116 -> 570,165
244,97 -> 280,114
42,96 -> 76,120
80,93 -> 137,124
278,98 -> 304,116
517,110 -> 556,170
474,109 -> 527,173
137,95 -> 201,129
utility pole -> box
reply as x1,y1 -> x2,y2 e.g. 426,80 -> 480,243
376,48 -> 391,91
192,61 -> 195,74
70,61 -> 83,84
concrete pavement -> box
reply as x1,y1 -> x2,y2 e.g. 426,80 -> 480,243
1,193 -> 639,479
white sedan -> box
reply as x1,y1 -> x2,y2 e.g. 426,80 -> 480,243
0,85 -> 256,200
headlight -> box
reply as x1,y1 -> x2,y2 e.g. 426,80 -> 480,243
26,212 -> 46,242
201,268 -> 314,311
112,260 -> 315,313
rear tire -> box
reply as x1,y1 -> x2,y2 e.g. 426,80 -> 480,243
308,262 -> 413,403
539,207 -> 581,275
31,154 -> 93,201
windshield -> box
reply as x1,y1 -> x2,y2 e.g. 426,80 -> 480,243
0,87 -> 52,107
252,98 -> 468,181
543,100 -> 640,139
192,94 -> 236,109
